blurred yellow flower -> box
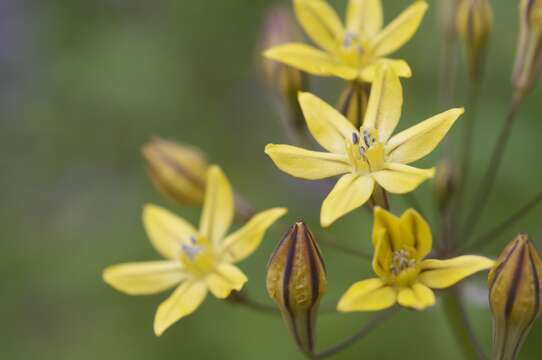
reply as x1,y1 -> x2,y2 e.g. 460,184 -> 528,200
264,0 -> 428,82
337,207 -> 494,311
103,165 -> 287,336
265,66 -> 463,227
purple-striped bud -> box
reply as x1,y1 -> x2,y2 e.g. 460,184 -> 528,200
488,234 -> 542,360
336,81 -> 370,128
142,137 -> 207,206
266,221 -> 327,354
456,0 -> 493,80
512,0 -> 542,95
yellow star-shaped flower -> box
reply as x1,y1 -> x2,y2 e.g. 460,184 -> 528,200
264,0 -> 428,82
265,66 -> 463,227
337,207 -> 494,311
103,165 -> 287,335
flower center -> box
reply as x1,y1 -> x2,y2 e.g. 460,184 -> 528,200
387,248 -> 420,286
339,31 -> 370,67
179,236 -> 217,276
346,128 -> 385,173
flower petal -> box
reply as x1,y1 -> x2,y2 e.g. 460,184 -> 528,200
294,0 -> 344,53
143,204 -> 198,259
154,281 -> 208,336
360,59 -> 412,81
103,261 -> 186,295
337,278 -> 397,311
264,43 -> 358,80
371,1 -> 428,56
419,255 -> 495,289
321,174 -> 374,227
299,92 -> 357,153
397,283 -> 435,310
372,163 -> 435,194
372,229 -> 392,278
265,144 -> 351,180
220,208 -> 288,263
206,263 -> 248,299
386,108 -> 464,164
399,208 -> 432,259
372,206 -> 402,249
199,165 -> 234,246
362,65 -> 402,143
346,0 -> 383,38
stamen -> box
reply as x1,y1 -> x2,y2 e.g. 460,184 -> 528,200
351,132 -> 360,144
363,130 -> 371,148
182,243 -> 201,261
343,32 -> 356,48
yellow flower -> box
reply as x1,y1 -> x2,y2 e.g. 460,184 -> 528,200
265,66 -> 463,227
264,0 -> 428,82
103,165 -> 287,336
337,207 -> 494,311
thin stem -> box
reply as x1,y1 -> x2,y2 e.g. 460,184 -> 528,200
462,189 -> 542,252
316,232 -> 372,260
441,287 -> 489,360
371,184 -> 390,210
461,92 -> 524,241
314,307 -> 399,359
455,80 -> 481,216
227,291 -> 279,316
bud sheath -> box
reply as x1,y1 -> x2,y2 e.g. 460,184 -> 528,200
266,222 -> 327,354
336,81 -> 370,128
488,234 -> 542,360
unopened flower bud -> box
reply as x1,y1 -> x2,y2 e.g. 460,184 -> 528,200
142,137 -> 207,206
336,82 -> 370,128
259,5 -> 307,134
488,234 -> 542,360
434,160 -> 457,211
266,221 -> 327,354
456,0 -> 493,80
512,0 -> 542,95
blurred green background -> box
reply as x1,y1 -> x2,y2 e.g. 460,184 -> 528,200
2,0 -> 541,359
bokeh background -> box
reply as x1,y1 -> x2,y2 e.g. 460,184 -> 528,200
2,0 -> 541,359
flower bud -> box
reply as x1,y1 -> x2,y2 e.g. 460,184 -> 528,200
456,0 -> 493,80
266,221 -> 327,354
142,137 -> 207,206
336,81 -> 370,128
488,234 -> 542,360
433,160 -> 457,211
259,5 -> 307,134
512,0 -> 542,95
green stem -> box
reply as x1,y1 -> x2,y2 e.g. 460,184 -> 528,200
441,287 -> 488,360
316,232 -> 373,260
371,184 -> 390,210
314,307 -> 399,359
461,92 -> 524,241
227,291 -> 278,316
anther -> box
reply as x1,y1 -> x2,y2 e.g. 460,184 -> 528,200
352,132 -> 360,144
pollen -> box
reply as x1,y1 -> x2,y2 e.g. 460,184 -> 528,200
390,249 -> 417,276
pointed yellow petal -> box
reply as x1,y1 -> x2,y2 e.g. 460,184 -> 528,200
372,206 -> 401,249
337,278 -> 397,311
360,59 -> 412,81
264,43 -> 358,80
386,108 -> 464,164
346,0 -> 383,38
399,208 -> 432,259
372,163 -> 435,194
419,255 -> 495,289
154,281 -> 207,336
265,144 -> 351,180
200,165 -> 234,246
143,204 -> 198,259
397,283 -> 435,310
294,0 -> 344,53
321,174 -> 374,227
220,208 -> 288,263
362,65 -> 402,143
206,263 -> 248,299
372,229 -> 392,278
371,1 -> 428,56
299,92 -> 357,153
103,261 -> 186,295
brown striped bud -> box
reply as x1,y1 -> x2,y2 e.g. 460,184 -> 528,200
488,234 -> 542,360
266,221 -> 327,354
142,137 -> 207,206
336,81 -> 370,128
512,0 -> 542,95
456,0 -> 493,80
258,5 -> 307,134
